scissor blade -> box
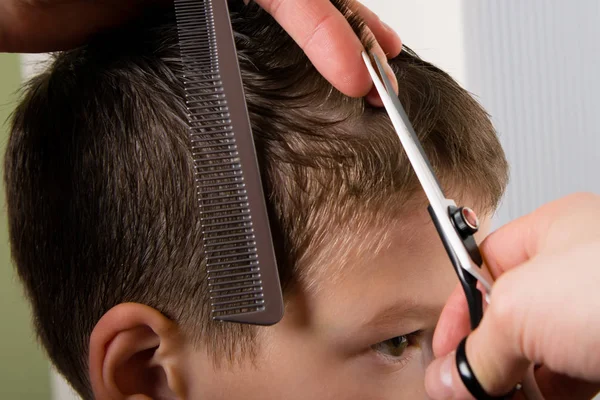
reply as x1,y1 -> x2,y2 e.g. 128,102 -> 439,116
363,52 -> 495,294
364,52 -> 446,207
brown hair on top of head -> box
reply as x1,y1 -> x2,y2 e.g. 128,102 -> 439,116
3,1 -> 508,398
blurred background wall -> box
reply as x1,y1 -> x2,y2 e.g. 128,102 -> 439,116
3,1 -> 599,398
0,55 -> 51,399
463,0 -> 600,225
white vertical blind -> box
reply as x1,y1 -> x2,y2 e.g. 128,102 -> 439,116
463,0 -> 600,225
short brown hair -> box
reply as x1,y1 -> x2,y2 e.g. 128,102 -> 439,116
4,1 -> 507,398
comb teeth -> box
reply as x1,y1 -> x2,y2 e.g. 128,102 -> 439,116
175,0 -> 284,325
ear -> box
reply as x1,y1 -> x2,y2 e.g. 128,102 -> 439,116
89,303 -> 187,400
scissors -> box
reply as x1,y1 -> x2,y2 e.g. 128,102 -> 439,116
362,52 -> 544,400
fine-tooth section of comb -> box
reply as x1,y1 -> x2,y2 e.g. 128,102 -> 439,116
174,0 -> 284,325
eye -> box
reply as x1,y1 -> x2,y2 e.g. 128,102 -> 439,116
370,330 -> 423,363
372,335 -> 409,358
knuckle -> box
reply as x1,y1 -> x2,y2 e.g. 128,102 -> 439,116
487,273 -> 520,337
564,191 -> 600,209
298,12 -> 337,50
553,192 -> 600,240
258,0 -> 286,17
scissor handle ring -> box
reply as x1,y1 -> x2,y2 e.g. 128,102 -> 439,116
456,337 -> 518,400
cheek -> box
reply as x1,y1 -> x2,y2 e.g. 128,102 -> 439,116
238,332 -> 434,400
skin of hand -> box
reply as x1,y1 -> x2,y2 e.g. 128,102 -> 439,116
0,0 -> 401,104
425,192 -> 600,400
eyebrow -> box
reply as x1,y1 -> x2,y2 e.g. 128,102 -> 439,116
360,299 -> 439,332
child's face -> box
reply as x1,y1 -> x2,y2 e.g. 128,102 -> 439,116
185,206 -> 491,400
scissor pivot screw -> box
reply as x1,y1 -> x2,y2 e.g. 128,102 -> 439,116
453,207 -> 480,236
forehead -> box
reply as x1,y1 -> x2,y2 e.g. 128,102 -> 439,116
309,207 -> 453,315
298,191 -> 491,284
299,205 -> 491,334
297,195 -> 438,287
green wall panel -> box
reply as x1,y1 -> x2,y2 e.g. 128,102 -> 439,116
0,54 -> 51,399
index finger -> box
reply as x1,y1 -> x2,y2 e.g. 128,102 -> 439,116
255,0 -> 378,97
432,283 -> 471,357
481,192 -> 600,278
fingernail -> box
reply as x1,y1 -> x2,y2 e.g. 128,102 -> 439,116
365,87 -> 383,107
365,86 -> 384,107
383,60 -> 398,90
381,20 -> 402,49
364,62 -> 397,106
440,354 -> 454,390
426,353 -> 456,400
382,20 -> 395,33
379,54 -> 399,95
365,50 -> 398,107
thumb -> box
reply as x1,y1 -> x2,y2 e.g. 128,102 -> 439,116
425,271 -> 531,399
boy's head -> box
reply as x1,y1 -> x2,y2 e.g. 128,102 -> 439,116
4,2 -> 508,399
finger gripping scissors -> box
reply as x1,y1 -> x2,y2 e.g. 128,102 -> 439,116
362,52 -> 544,400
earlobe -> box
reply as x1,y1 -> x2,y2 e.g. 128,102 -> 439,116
89,303 -> 186,400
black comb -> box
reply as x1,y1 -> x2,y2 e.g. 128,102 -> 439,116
174,0 -> 284,325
